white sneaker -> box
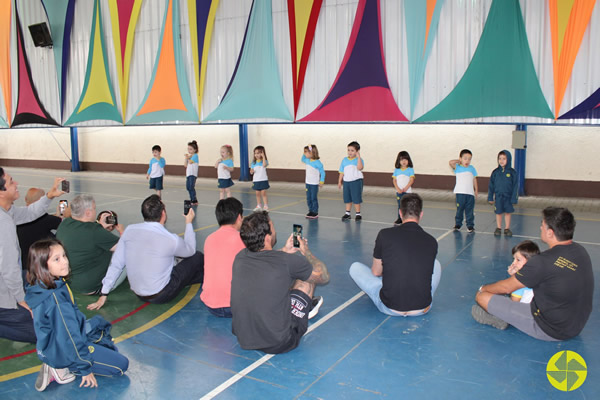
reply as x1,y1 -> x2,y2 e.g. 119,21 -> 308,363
262,205 -> 269,211
308,296 -> 323,319
50,366 -> 76,384
35,363 -> 52,392
253,205 -> 262,212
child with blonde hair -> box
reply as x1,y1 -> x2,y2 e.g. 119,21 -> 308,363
250,146 -> 269,211
215,145 -> 235,199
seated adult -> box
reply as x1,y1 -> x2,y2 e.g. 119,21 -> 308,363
349,193 -> 441,316
231,212 -> 329,354
17,188 -> 63,272
473,207 -> 594,341
88,195 -> 204,309
0,167 -> 65,343
56,195 -> 125,294
200,198 -> 246,318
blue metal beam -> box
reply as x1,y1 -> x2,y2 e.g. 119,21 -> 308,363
514,124 -> 527,196
69,127 -> 81,172
238,124 -> 250,181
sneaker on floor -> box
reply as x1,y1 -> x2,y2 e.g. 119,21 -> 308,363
453,225 -> 460,231
394,217 -> 402,226
355,215 -> 362,221
467,226 -> 475,233
305,211 -> 318,219
191,201 -> 199,206
494,228 -> 502,236
504,228 -> 513,237
50,366 -> 76,384
471,304 -> 508,330
263,205 -> 269,211
308,296 -> 324,319
341,213 -> 351,221
253,206 -> 262,212
35,363 -> 52,392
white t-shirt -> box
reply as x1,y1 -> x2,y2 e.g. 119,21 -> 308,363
453,165 -> 477,195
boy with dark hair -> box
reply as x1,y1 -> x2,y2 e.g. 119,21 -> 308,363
488,150 -> 519,236
147,145 -> 166,198
507,240 -> 540,303
449,149 -> 478,232
339,141 -> 365,221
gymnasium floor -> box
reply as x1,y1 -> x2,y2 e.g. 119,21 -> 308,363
1,167 -> 598,399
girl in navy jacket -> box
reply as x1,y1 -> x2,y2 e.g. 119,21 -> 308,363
25,239 -> 128,391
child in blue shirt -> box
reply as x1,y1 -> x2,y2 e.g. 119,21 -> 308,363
338,141 -> 364,221
147,144 -> 165,198
184,140 -> 199,205
449,149 -> 478,232
507,240 -> 539,303
392,151 -> 415,225
488,150 -> 519,237
301,144 -> 325,219
215,144 -> 235,199
250,145 -> 269,211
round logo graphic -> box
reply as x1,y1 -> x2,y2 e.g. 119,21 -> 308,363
546,351 -> 587,391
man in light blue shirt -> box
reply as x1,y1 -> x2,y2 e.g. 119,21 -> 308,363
88,195 -> 204,309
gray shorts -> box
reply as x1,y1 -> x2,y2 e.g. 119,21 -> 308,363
488,295 -> 559,341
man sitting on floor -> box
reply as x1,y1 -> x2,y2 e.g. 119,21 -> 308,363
473,207 -> 594,341
231,211 -> 329,354
349,193 -> 442,316
201,198 -> 246,318
56,194 -> 126,294
88,194 -> 204,309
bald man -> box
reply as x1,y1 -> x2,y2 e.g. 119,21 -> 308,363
17,188 -> 63,271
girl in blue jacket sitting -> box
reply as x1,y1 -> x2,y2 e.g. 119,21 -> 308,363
25,239 -> 128,391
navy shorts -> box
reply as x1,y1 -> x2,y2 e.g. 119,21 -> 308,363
253,181 -> 270,191
343,179 -> 363,204
149,176 -> 163,190
494,193 -> 514,214
218,178 -> 234,189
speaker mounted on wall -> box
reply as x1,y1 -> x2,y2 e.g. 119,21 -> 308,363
28,22 -> 53,48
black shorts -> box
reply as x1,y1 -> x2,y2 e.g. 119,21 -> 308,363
259,289 -> 310,354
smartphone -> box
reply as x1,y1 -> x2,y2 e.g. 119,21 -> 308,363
184,200 -> 192,216
61,180 -> 70,193
293,224 -> 303,248
59,200 -> 68,216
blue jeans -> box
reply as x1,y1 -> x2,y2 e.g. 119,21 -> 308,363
455,194 -> 475,228
186,176 -> 197,202
0,305 -> 36,343
306,184 -> 319,213
207,306 -> 232,318
349,260 -> 442,316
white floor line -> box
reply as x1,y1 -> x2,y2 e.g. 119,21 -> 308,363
199,292 -> 365,400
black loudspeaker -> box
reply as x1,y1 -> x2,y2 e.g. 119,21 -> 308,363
28,22 -> 53,48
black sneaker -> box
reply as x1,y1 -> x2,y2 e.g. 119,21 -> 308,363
394,217 -> 402,226
355,214 -> 362,221
341,213 -> 351,221
494,228 -> 501,236
467,226 -> 475,233
471,304 -> 508,330
306,211 -> 318,219
504,229 -> 513,237
308,296 -> 323,319
453,225 -> 460,231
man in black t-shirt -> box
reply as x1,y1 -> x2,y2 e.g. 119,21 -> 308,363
350,194 -> 441,316
473,207 -> 594,341
231,212 -> 330,354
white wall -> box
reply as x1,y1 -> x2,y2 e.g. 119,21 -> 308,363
1,124 -> 599,182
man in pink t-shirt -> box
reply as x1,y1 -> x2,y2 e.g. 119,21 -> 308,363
201,198 -> 245,317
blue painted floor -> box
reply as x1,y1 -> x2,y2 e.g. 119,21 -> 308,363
1,168 -> 598,399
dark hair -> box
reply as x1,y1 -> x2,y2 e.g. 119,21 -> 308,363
240,211 -> 272,252
142,194 -> 165,222
188,140 -> 198,153
152,145 -> 162,152
303,144 -> 320,160
216,197 -> 243,226
542,207 -> 575,241
0,167 -> 5,191
347,141 -> 360,151
400,193 -> 423,220
26,238 -> 66,289
512,240 -> 540,260
96,210 -> 118,222
459,149 -> 472,157
252,146 -> 267,163
395,151 -> 413,169
497,150 -> 508,160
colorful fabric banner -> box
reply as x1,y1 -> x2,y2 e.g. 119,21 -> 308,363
558,87 -> 600,120
287,0 -> 323,119
204,0 -> 292,122
188,0 -> 220,120
108,0 -> 143,120
0,0 -> 11,125
128,0 -> 198,124
12,6 -> 58,127
404,0 -> 445,119
65,0 -> 121,125
549,0 -> 596,118
416,0 -> 553,122
41,0 -> 75,119
300,0 -> 407,122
